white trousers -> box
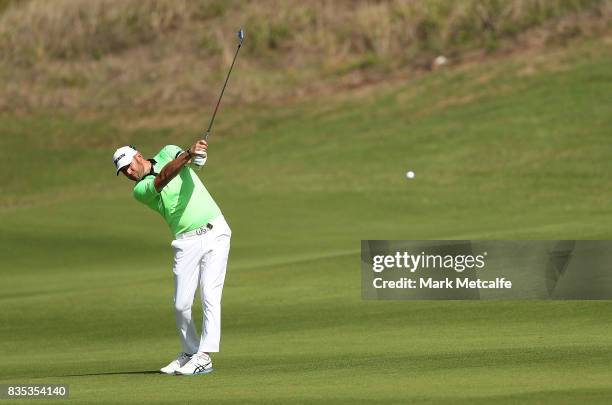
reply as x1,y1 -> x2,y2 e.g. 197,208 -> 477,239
171,216 -> 231,354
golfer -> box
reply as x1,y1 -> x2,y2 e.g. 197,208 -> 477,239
112,141 -> 231,375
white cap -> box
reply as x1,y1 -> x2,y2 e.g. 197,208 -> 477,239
112,145 -> 138,175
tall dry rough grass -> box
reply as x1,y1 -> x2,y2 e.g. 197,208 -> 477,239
0,0 -> 610,111
1,0 -> 608,64
0,0 -> 194,62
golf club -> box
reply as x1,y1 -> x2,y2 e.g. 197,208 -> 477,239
193,28 -> 245,167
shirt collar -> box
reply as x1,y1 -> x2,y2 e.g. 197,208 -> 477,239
145,159 -> 158,177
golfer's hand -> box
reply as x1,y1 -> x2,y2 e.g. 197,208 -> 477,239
190,140 -> 208,157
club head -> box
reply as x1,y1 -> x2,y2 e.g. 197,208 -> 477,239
237,29 -> 245,44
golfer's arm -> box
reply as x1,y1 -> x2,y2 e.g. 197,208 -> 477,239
154,151 -> 191,192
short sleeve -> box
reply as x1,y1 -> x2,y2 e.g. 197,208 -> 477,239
161,145 -> 185,160
133,177 -> 159,205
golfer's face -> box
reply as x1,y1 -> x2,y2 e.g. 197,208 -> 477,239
121,156 -> 145,181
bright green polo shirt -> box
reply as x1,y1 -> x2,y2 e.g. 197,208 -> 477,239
133,145 -> 222,236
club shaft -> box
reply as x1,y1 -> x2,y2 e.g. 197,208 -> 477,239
205,43 -> 242,138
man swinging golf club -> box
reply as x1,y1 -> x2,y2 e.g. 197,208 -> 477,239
112,28 -> 243,376
112,141 -> 230,375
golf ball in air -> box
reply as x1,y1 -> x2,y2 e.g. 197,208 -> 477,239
406,171 -> 415,179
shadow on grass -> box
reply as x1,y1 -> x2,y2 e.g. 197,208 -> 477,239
60,370 -> 161,377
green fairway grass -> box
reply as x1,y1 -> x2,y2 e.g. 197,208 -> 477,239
1,37 -> 611,403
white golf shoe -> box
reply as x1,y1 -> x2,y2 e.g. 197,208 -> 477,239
160,352 -> 193,375
175,352 -> 213,375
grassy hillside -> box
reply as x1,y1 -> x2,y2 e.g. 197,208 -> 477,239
2,32 -> 611,236
0,26 -> 611,403
1,0 -> 610,111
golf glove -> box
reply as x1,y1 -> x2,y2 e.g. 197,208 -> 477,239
192,152 -> 207,167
